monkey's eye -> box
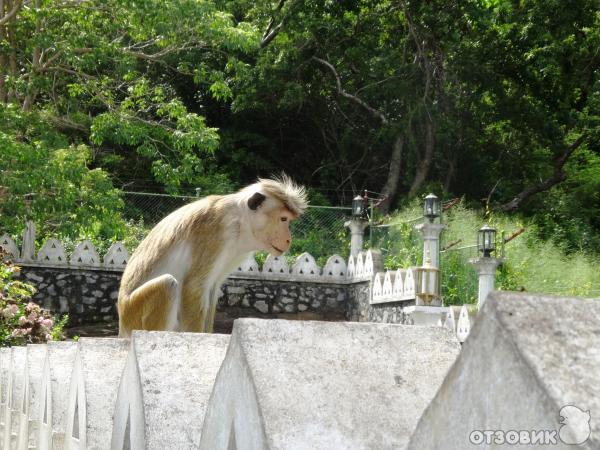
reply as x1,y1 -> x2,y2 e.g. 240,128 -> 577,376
281,217 -> 288,222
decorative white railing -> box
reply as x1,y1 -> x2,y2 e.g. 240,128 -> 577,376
1,226 -> 130,271
371,269 -> 417,304
0,223 -> 387,285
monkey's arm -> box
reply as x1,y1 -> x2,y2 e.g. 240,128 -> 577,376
119,274 -> 179,333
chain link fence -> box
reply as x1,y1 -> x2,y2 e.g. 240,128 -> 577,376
122,192 -> 352,263
368,216 -> 424,269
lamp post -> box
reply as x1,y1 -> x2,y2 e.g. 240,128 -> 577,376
470,225 -> 502,309
415,193 -> 445,269
345,194 -> 369,257
414,247 -> 441,306
22,194 -> 36,262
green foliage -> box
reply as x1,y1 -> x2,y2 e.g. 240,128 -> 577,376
385,200 -> 600,305
0,107 -> 131,247
375,200 -> 423,269
0,0 -> 598,269
2,0 -> 262,193
0,258 -> 67,346
289,209 -> 350,266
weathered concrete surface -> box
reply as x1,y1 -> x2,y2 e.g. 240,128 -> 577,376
407,291 -> 600,450
16,344 -> 47,450
0,348 -> 11,446
37,341 -> 77,450
6,346 -> 26,449
111,331 -> 230,450
66,338 -> 129,450
199,319 -> 461,450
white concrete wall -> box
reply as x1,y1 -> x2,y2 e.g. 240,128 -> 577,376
407,291 -> 600,450
200,319 -> 461,450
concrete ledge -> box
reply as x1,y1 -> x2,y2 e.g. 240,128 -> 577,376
38,341 -> 78,450
16,344 -> 46,450
199,318 -> 461,450
66,338 -> 129,449
407,291 -> 600,450
111,331 -> 229,449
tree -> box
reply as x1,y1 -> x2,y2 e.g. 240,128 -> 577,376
0,0 -> 261,193
0,106 -> 127,242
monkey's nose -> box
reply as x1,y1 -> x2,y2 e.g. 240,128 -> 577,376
286,239 -> 291,244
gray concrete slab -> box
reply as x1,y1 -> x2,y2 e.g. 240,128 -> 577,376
111,331 -> 230,450
407,291 -> 600,450
0,347 -> 11,444
37,341 -> 78,450
199,318 -> 461,450
5,346 -> 27,449
65,338 -> 129,450
17,344 -> 47,450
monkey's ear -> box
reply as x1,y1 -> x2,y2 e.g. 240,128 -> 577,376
247,192 -> 266,210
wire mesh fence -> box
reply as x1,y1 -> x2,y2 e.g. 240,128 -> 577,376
122,192 -> 352,262
368,216 -> 424,268
440,244 -> 479,305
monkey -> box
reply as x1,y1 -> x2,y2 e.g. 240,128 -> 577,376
117,176 -> 308,337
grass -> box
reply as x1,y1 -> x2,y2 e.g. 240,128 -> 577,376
383,200 -> 600,305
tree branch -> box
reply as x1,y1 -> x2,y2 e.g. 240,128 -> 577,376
498,135 -> 587,211
312,56 -> 389,125
0,0 -> 21,26
260,0 -> 294,48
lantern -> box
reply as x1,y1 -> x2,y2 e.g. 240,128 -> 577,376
352,195 -> 366,219
478,225 -> 497,257
423,193 -> 441,223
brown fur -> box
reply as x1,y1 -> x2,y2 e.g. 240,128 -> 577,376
117,177 -> 307,337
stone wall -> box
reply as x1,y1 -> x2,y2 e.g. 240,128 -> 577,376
19,265 -> 121,325
16,264 -> 362,329
5,224 -> 463,335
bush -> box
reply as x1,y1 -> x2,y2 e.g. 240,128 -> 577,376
0,255 -> 67,346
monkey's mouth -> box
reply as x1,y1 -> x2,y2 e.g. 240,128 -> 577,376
271,244 -> 285,254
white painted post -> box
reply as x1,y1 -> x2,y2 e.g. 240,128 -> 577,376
21,221 -> 36,262
344,219 -> 368,257
414,222 -> 446,269
470,257 -> 503,308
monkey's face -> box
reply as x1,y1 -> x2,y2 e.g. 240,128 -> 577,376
262,207 -> 297,256
247,193 -> 298,255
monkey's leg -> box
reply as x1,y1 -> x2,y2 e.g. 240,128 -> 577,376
201,286 -> 219,333
124,274 -> 179,332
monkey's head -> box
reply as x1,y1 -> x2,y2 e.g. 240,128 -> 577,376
243,176 -> 308,256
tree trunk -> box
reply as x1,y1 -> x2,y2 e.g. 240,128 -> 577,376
6,0 -> 17,103
22,0 -> 41,111
0,0 -> 6,103
379,134 -> 404,213
408,119 -> 434,197
497,135 -> 586,211
444,156 -> 456,192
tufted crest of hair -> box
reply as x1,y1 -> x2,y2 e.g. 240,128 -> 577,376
256,175 -> 308,216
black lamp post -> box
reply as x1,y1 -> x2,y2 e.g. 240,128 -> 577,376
423,193 -> 441,223
478,225 -> 497,257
